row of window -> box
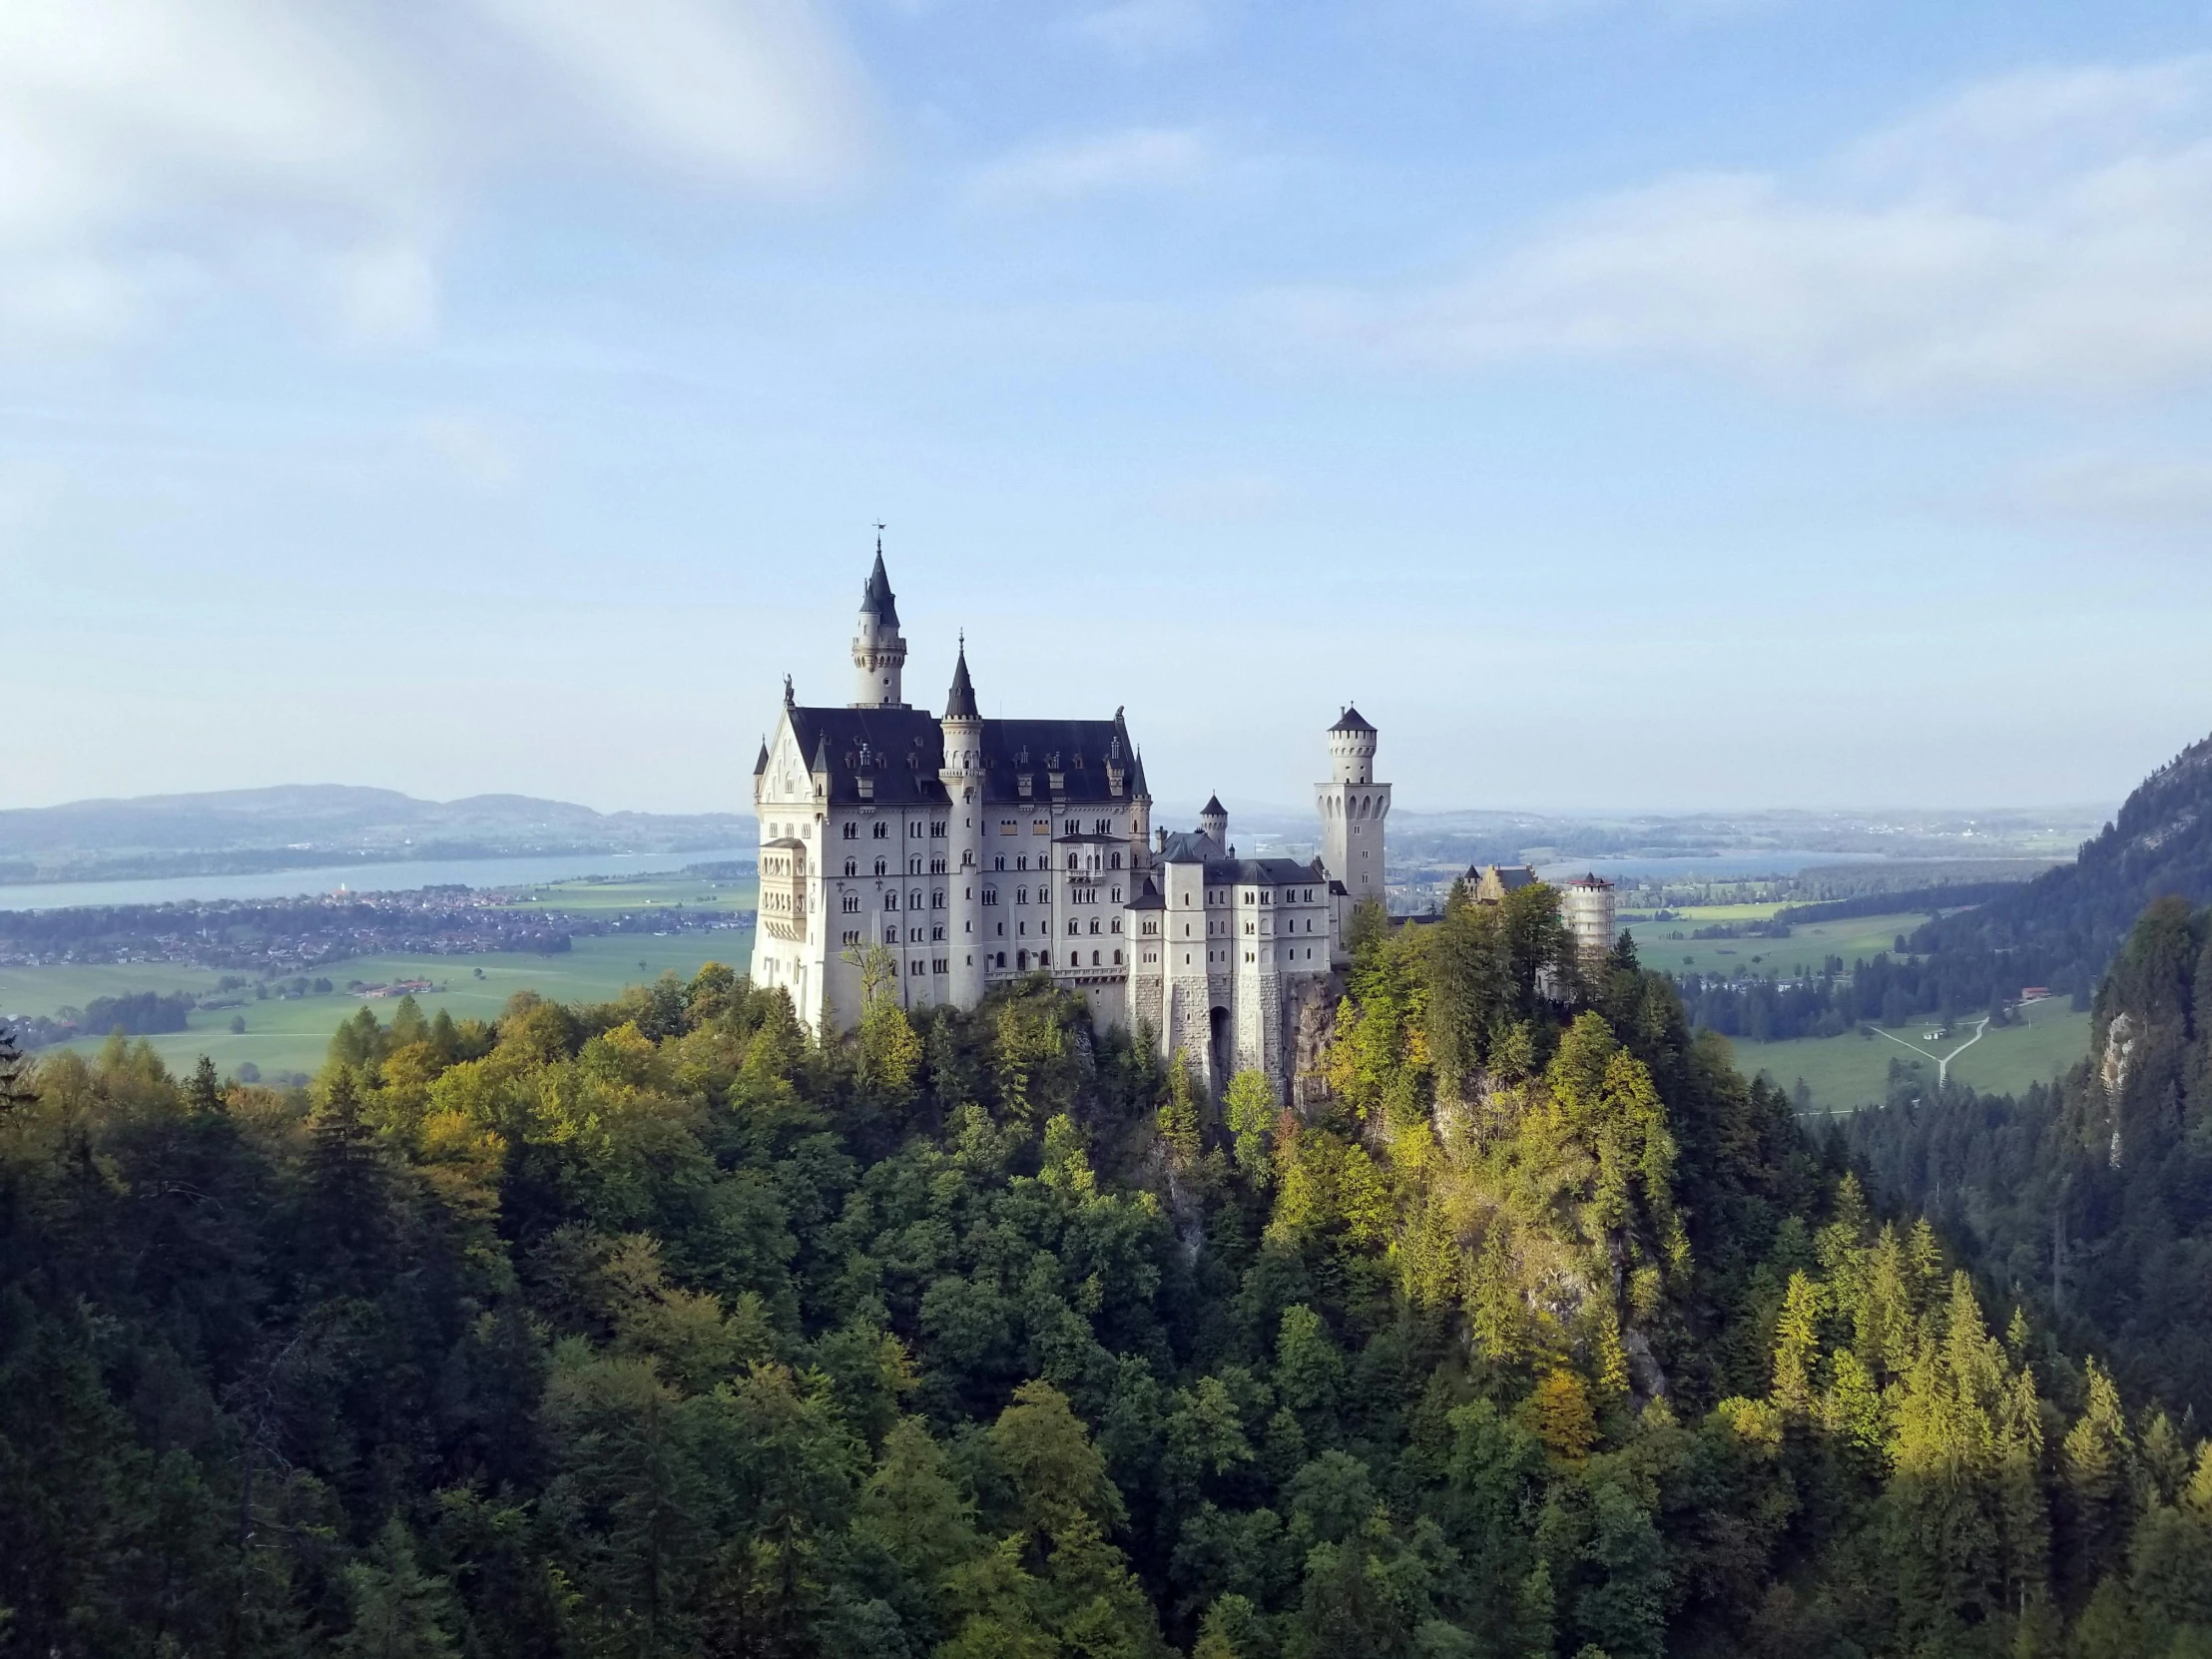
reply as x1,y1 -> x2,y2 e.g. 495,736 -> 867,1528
837,820 -> 953,840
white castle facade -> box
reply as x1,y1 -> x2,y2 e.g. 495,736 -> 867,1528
750,549 -> 1392,1095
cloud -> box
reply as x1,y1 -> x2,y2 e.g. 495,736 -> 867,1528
0,0 -> 870,351
1285,56 -> 2212,398
1067,0 -> 1214,58
474,0 -> 869,191
2003,451 -> 2212,525
966,127 -> 1212,210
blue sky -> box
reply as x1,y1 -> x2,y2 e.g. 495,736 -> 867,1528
4,0 -> 2210,817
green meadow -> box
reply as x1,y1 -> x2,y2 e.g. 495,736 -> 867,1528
1730,993 -> 2090,1116
1624,908 -> 1936,980
6,872 -> 758,1081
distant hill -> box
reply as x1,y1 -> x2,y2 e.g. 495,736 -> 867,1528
1913,731 -> 2212,996
0,785 -> 752,883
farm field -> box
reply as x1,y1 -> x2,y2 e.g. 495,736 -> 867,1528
1624,908 -> 1935,979
1728,993 -> 2089,1116
35,926 -> 755,1081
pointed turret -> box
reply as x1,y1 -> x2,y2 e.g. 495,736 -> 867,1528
944,638 -> 979,721
1200,794 -> 1228,845
753,739 -> 770,778
860,545 -> 899,626
850,538 -> 909,708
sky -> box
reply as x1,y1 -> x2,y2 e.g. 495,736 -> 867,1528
5,0 -> 2212,818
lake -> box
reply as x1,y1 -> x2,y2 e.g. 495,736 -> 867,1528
0,848 -> 758,913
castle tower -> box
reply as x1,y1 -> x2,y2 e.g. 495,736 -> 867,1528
1199,794 -> 1228,847
1316,706 -> 1388,907
850,541 -> 908,709
939,639 -> 987,1008
1559,873 -> 1617,966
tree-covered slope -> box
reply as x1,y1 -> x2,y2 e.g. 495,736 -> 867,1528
1853,893 -> 2212,1420
5,887 -> 2212,1656
1912,732 -> 2212,998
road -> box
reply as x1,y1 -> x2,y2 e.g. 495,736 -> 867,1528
1868,1014 -> 1992,1088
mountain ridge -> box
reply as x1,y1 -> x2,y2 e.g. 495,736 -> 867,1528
1913,729 -> 2212,995
0,784 -> 753,879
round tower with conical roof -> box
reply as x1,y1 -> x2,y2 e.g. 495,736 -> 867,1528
939,638 -> 987,1007
851,539 -> 908,708
1199,793 -> 1228,847
1316,705 -> 1389,912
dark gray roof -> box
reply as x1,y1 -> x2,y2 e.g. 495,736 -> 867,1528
1469,862 -> 1537,891
753,741 -> 770,777
785,705 -> 1143,808
1201,793 -> 1227,818
1128,876 -> 1166,910
1158,829 -> 1223,864
860,549 -> 898,625
1331,705 -> 1376,735
944,644 -> 978,720
1157,831 -> 1324,887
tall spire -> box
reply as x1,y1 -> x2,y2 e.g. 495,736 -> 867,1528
850,533 -> 908,708
944,630 -> 978,721
860,532 -> 898,626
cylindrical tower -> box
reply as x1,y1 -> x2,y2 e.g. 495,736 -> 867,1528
939,641 -> 988,1008
1199,793 -> 1228,846
851,541 -> 908,708
1316,705 -> 1389,908
1328,709 -> 1377,784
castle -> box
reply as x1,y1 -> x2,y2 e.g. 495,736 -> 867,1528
749,548 -> 1391,1095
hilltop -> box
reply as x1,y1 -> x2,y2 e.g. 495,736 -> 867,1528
1913,730 -> 2212,996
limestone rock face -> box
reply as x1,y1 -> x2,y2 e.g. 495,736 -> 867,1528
1287,975 -> 1340,1115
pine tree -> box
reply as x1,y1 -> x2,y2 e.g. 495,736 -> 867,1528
1771,1272 -> 1824,1414
336,1517 -> 459,1658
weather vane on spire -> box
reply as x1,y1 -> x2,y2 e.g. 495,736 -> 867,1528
874,520 -> 886,553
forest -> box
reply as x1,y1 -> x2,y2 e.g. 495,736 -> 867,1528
5,880 -> 2212,1657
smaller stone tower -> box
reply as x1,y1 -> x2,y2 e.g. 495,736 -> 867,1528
1559,873 -> 1617,966
940,640 -> 987,1007
850,540 -> 908,709
1316,706 -> 1388,906
1199,794 -> 1228,847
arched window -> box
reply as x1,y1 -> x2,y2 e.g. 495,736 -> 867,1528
840,893 -> 858,913
842,823 -> 857,840
883,892 -> 898,910
1091,950 -> 1100,966
843,858 -> 856,876
1067,920 -> 1078,936
1017,950 -> 1029,968
1113,949 -> 1122,964
873,822 -> 888,839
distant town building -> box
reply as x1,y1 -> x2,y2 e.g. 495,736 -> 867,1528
1467,863 -> 1538,905
2020,986 -> 2050,1002
1558,872 -> 1618,964
749,545 -> 1382,1097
